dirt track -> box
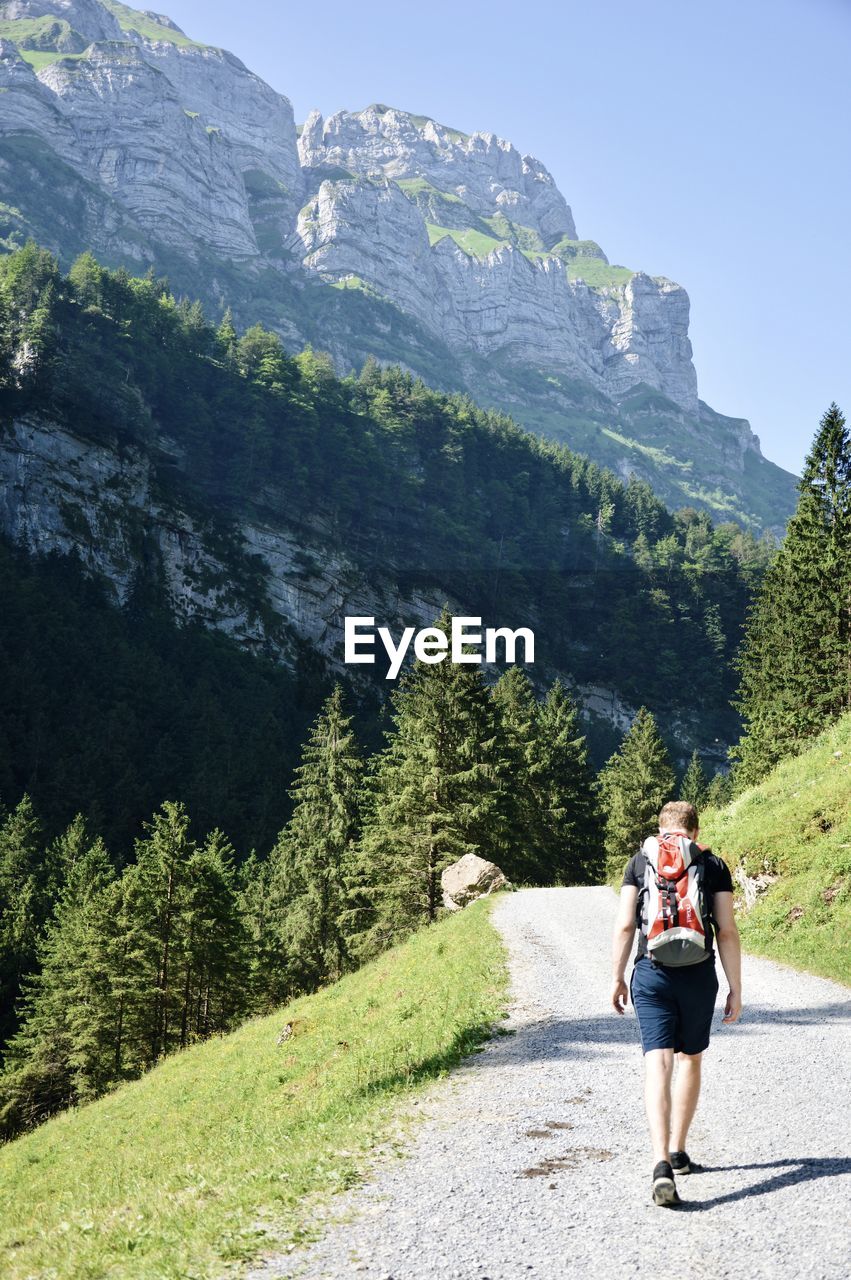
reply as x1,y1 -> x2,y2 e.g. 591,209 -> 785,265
246,886 -> 851,1280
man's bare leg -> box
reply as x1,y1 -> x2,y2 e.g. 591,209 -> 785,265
670,1051 -> 702,1154
643,1048 -> 674,1162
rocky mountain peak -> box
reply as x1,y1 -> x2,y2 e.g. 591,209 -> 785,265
0,0 -> 798,529
297,102 -> 577,245
137,9 -> 183,33
0,0 -> 122,41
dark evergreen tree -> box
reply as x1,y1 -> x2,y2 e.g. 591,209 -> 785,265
237,850 -> 280,1014
534,680 -> 604,885
733,403 -> 851,782
351,614 -> 510,957
1,804 -> 252,1135
265,686 -> 363,997
178,829 -> 249,1043
0,796 -> 47,1047
491,666 -> 542,883
704,770 -> 734,810
0,820 -> 115,1135
216,306 -> 238,365
598,708 -> 676,881
680,750 -> 709,809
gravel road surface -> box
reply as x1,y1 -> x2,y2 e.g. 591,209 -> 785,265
246,887 -> 851,1280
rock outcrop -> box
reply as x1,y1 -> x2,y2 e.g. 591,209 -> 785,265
441,854 -> 510,912
0,414 -> 458,667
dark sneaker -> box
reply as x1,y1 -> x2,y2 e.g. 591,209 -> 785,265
670,1149 -> 691,1174
651,1160 -> 681,1206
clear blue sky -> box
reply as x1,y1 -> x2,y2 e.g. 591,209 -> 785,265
163,0 -> 850,476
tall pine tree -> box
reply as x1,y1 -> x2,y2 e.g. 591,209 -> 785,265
534,680 -> 604,885
680,750 -> 709,809
0,819 -> 115,1136
491,667 -> 542,883
264,685 -> 363,998
599,707 -> 675,882
0,796 -> 48,1048
734,403 -> 851,782
351,614 -> 511,958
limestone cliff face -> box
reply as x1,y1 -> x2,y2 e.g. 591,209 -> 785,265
0,0 -> 797,529
0,0 -> 304,258
0,414 -> 452,669
293,174 -> 696,411
3,0 -> 122,42
297,104 -> 577,245
294,106 -> 697,413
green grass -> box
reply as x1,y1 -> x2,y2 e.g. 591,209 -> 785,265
329,274 -> 375,295
101,2 -> 205,48
701,714 -> 851,986
0,16 -> 73,45
407,113 -> 469,143
426,222 -> 508,258
562,258 -> 635,289
0,897 -> 510,1279
481,214 -> 546,252
600,426 -> 695,475
0,7 -> 204,56
17,48 -> 85,70
395,177 -> 462,203
520,237 -> 635,290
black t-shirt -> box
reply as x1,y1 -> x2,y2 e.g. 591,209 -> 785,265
623,845 -> 734,961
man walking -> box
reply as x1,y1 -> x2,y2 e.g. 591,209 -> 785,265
611,800 -> 742,1206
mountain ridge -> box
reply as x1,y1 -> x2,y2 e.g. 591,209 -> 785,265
0,0 -> 797,531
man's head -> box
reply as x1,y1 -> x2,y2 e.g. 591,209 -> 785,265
658,800 -> 699,837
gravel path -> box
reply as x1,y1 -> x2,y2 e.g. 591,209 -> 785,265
245,887 -> 851,1280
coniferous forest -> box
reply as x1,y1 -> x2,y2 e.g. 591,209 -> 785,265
1,241 -> 849,1140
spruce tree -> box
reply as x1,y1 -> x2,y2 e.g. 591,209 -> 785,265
132,800 -> 196,1063
0,796 -> 47,1048
266,685 -> 363,996
179,830 -> 249,1043
0,806 -> 253,1135
216,307 -> 238,365
237,850 -> 280,1014
598,707 -> 675,882
0,821 -> 115,1135
491,666 -> 541,883
352,614 -> 510,958
534,680 -> 604,885
734,403 -> 851,782
704,770 -> 734,810
680,750 -> 709,809
128,802 -> 249,1060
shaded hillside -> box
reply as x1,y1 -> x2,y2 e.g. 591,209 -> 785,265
0,247 -> 771,775
0,541 -> 336,853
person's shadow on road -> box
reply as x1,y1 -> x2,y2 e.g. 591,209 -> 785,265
676,1157 -> 851,1210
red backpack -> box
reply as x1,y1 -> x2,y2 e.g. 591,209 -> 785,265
637,832 -> 711,966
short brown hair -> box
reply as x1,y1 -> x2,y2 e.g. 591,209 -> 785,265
658,800 -> 698,834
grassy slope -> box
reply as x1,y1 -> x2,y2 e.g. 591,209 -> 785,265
0,898 -> 510,1280
701,714 -> 851,986
101,2 -> 205,48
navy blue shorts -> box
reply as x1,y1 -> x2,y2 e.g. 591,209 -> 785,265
629,955 -> 720,1055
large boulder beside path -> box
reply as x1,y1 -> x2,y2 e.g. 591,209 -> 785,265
441,854 -> 511,912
